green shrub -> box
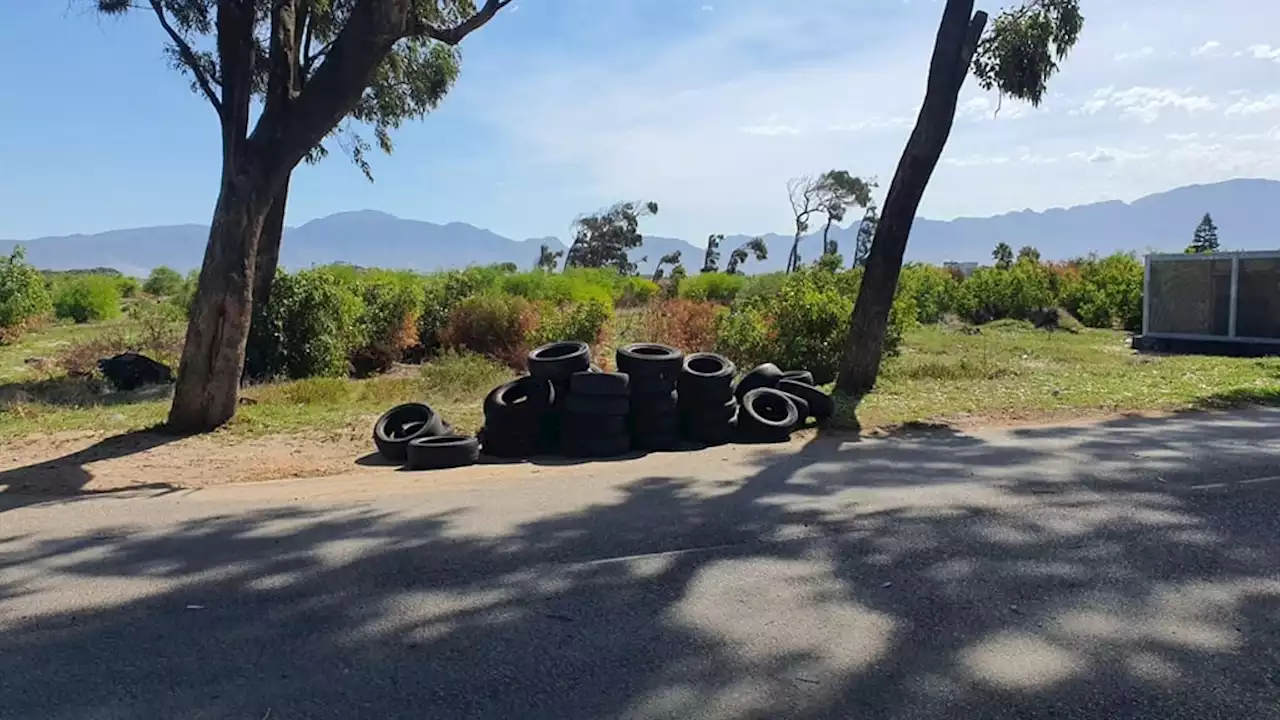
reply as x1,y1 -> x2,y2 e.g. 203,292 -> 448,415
533,297 -> 613,347
248,268 -> 365,379
679,272 -> 747,303
418,268 -> 504,356
0,247 -> 53,339
736,272 -> 787,304
116,276 -> 141,299
714,265 -> 911,383
440,293 -> 539,368
500,269 -> 612,307
420,350 -> 516,401
897,264 -> 959,324
954,261 -> 1054,324
614,276 -> 660,307
350,271 -> 425,376
1059,252 -> 1143,330
53,275 -> 122,324
143,266 -> 185,297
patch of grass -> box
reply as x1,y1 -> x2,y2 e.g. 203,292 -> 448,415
856,325 -> 1280,427
420,350 -> 514,401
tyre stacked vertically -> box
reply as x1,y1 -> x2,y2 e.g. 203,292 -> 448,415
561,370 -> 632,457
617,344 -> 684,451
480,376 -> 557,458
526,341 -> 592,453
676,353 -> 738,446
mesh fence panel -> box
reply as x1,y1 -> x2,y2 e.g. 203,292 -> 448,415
1148,259 -> 1232,336
1236,259 -> 1280,339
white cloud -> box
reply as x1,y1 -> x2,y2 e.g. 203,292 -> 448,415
1225,94 -> 1280,116
1114,46 -> 1154,61
1244,44 -> 1280,61
463,0 -> 1280,237
1191,41 -> 1222,56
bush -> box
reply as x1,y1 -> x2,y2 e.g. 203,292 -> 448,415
715,265 -> 913,383
440,293 -> 539,368
248,268 -> 365,379
143,266 -> 185,297
736,272 -> 787,304
1059,252 -> 1143,330
499,269 -> 612,307
0,247 -> 53,340
954,261 -> 1054,324
418,268 -> 503,357
614,276 -> 660,308
53,275 -> 123,324
678,272 -> 746,304
420,350 -> 515,401
532,297 -> 613,349
638,298 -> 722,352
350,271 -> 425,376
116,276 -> 141,299
897,264 -> 959,324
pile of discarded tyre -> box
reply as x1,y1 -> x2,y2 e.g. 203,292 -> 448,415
371,340 -> 834,469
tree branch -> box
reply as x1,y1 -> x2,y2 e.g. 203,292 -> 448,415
149,0 -> 222,116
410,0 -> 513,45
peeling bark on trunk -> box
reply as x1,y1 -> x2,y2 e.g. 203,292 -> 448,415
835,0 -> 987,397
168,163 -> 273,432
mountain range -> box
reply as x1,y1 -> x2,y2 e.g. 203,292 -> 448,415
3,178 -> 1277,277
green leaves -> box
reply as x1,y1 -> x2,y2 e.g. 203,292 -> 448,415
971,0 -> 1083,106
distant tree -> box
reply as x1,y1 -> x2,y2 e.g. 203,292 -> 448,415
853,207 -> 878,269
143,266 -> 185,296
1186,213 -> 1220,254
652,251 -> 682,282
491,262 -> 518,273
564,201 -> 659,275
725,237 -> 768,274
785,176 -> 822,273
816,171 -> 875,258
1016,245 -> 1041,264
993,242 -> 1014,269
837,0 -> 1084,397
702,234 -> 724,273
536,244 -> 564,272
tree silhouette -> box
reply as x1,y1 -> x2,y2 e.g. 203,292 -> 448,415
564,201 -> 659,275
1186,213 -> 1220,254
993,242 -> 1014,269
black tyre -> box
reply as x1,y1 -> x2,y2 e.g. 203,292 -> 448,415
562,432 -> 632,458
679,395 -> 737,423
480,426 -> 537,459
737,387 -> 799,442
565,393 -> 630,416
569,370 -> 630,396
678,353 -> 736,403
406,435 -> 480,470
781,370 -> 815,386
630,410 -> 680,437
681,411 -> 737,446
483,376 -> 556,421
734,363 -> 785,401
633,432 -> 683,451
776,379 -> 835,420
374,403 -> 447,462
777,391 -> 810,426
560,412 -> 628,439
616,343 -> 684,381
527,341 -> 591,381
632,389 -> 678,413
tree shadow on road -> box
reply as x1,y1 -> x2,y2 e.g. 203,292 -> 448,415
2,410 -> 1279,718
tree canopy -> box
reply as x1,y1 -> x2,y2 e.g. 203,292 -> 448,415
992,242 -> 1014,269
725,237 -> 768,275
564,201 -> 659,275
1186,213 -> 1220,254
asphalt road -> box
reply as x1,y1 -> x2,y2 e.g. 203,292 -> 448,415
2,409 -> 1279,719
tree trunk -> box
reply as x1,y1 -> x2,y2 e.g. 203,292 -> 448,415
835,0 -> 987,396
822,218 -> 834,256
253,179 -> 289,320
167,163 -> 274,433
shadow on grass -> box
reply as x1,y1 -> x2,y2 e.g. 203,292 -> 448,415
4,409 -> 1279,717
0,375 -> 172,409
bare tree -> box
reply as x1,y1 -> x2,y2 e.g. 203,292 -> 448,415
836,0 -> 1082,396
785,176 -> 822,273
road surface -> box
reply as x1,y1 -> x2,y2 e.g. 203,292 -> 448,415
3,409 -> 1279,719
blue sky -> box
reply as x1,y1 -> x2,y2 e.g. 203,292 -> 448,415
2,0 -> 1279,242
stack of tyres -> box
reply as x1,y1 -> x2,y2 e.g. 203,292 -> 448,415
561,370 -> 632,457
480,376 -> 556,458
617,343 -> 684,451
676,352 -> 738,445
736,387 -> 800,443
526,341 -> 592,453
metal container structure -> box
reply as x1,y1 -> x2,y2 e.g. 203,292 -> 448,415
1141,251 -> 1280,351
